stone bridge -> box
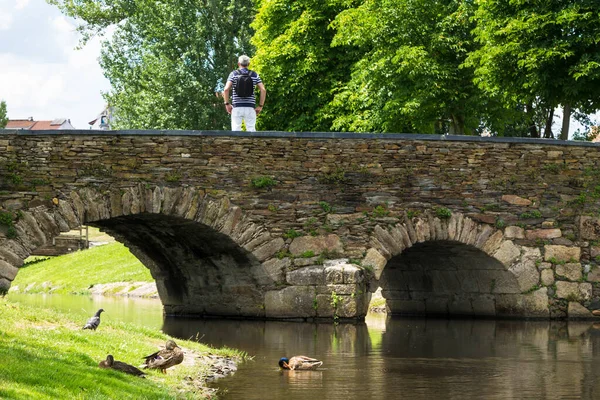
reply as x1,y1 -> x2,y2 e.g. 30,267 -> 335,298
1,130 -> 600,321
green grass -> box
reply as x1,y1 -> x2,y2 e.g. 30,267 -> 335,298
0,299 -> 244,399
12,243 -> 153,295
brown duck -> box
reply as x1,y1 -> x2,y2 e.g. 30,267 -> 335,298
99,354 -> 146,377
279,356 -> 323,370
142,339 -> 184,374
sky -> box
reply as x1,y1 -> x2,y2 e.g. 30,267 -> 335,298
0,1 -> 597,135
0,0 -> 110,129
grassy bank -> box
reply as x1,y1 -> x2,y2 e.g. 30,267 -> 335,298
11,242 -> 152,295
0,299 -> 243,399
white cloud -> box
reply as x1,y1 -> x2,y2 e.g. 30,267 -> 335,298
0,1 -> 109,129
15,0 -> 30,10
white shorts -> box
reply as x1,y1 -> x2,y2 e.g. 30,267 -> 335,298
231,107 -> 257,131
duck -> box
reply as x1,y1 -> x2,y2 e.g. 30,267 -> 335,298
83,308 -> 104,330
99,354 -> 146,377
141,339 -> 184,374
278,356 -> 323,370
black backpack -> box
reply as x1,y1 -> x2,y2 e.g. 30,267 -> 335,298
234,70 -> 255,97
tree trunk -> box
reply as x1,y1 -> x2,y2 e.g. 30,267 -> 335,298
560,104 -> 571,140
525,102 -> 539,137
544,108 -> 554,138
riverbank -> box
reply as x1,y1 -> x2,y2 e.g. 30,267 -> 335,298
10,242 -> 155,296
0,298 -> 244,399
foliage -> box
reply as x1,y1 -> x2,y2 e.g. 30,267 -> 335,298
49,0 -> 255,130
328,0 -> 482,133
519,210 -> 542,220
0,100 -> 7,128
250,0 -> 361,131
468,0 -> 600,138
283,229 -> 302,239
250,176 -> 277,189
319,201 -> 332,213
434,207 -> 452,219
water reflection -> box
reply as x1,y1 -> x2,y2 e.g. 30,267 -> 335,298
8,293 -> 164,330
9,293 -> 600,399
163,315 -> 600,400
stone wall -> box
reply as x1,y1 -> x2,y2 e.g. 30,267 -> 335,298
1,130 -> 600,320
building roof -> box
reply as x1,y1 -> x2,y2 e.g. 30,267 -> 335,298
5,118 -> 74,130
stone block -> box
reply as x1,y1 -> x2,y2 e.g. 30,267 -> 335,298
265,286 -> 317,318
538,262 -> 552,270
509,258 -> 540,292
502,195 -> 532,206
315,294 -> 334,317
471,295 -> 496,316
555,281 -> 591,301
0,278 -> 11,293
320,283 -> 362,296
541,269 -> 555,286
457,270 -> 480,293
425,298 -> 449,315
477,270 -> 521,294
505,226 -> 525,239
580,216 -> 600,240
587,268 -> 600,283
386,299 -> 426,315
544,245 -> 581,263
493,241 -> 520,267
286,266 -> 325,286
496,288 -> 549,318
362,248 -> 387,280
568,302 -> 593,319
555,263 -> 582,281
449,296 -> 474,315
256,258 -> 290,284
252,238 -> 285,262
525,229 -> 562,240
289,234 -> 343,256
0,260 -> 18,281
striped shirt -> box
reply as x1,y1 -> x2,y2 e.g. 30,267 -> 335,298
227,68 -> 262,108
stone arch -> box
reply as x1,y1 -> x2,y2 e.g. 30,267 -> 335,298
363,212 -> 548,318
0,185 -> 287,318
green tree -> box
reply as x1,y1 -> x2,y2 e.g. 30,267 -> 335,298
250,0 -> 361,132
49,0 -> 254,130
0,100 -> 7,128
326,0 -> 524,135
468,0 -> 600,139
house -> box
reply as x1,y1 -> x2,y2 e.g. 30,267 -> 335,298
6,117 -> 75,130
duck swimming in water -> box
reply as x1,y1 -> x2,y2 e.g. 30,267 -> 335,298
141,339 -> 184,374
279,356 -> 323,370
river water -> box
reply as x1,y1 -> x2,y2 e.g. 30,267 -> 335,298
8,293 -> 600,399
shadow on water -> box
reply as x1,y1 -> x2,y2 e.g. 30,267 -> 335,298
163,315 -> 600,400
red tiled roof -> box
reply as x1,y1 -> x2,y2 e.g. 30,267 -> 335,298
5,119 -> 64,130
6,120 -> 35,129
30,121 -> 57,130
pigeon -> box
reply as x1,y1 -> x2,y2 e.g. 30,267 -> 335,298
99,355 -> 146,377
83,308 -> 104,330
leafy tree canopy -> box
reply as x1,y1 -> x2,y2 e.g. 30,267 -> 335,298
468,0 -> 600,137
0,100 -> 7,128
49,0 -> 255,129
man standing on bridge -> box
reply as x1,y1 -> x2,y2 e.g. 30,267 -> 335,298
223,55 -> 267,132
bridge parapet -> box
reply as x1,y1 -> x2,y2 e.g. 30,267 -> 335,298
1,130 -> 600,320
